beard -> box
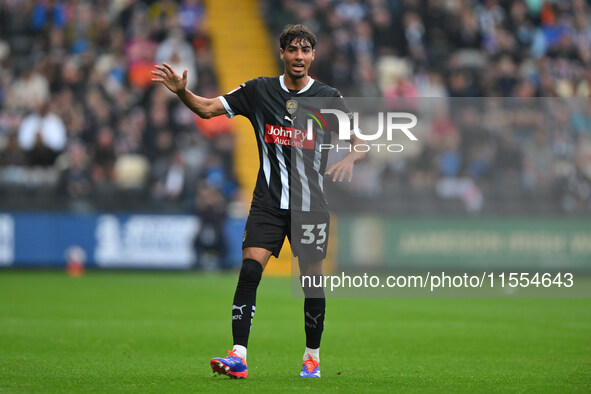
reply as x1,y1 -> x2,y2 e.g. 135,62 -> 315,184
286,67 -> 306,80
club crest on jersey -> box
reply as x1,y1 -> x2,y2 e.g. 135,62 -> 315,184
286,99 -> 298,114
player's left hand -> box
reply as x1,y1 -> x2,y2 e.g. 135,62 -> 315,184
325,155 -> 356,182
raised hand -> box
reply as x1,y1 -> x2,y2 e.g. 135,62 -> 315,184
325,155 -> 356,182
324,134 -> 366,182
151,62 -> 188,94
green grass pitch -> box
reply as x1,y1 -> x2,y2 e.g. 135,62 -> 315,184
0,271 -> 589,393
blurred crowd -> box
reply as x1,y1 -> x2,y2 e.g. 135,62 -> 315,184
1,0 -> 590,217
265,0 -> 591,97
0,0 -> 238,216
324,98 -> 591,215
265,0 -> 591,214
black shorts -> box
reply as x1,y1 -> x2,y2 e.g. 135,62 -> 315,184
242,203 -> 330,263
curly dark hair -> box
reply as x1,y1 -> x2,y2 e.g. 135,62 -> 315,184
279,24 -> 317,50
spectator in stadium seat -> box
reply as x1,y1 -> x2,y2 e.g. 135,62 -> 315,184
522,128 -> 555,189
438,137 -> 462,178
59,140 -> 93,201
127,25 -> 159,90
0,132 -> 25,165
494,133 -> 524,187
150,149 -> 188,202
5,65 -> 50,111
155,28 -> 198,90
193,180 -> 228,270
91,125 -> 117,188
571,100 -> 591,136
178,0 -> 206,38
17,102 -> 67,167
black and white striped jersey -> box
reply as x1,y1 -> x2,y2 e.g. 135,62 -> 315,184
218,75 -> 350,212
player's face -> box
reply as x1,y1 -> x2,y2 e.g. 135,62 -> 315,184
280,39 -> 315,80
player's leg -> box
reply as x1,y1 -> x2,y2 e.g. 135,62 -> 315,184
290,210 -> 329,378
211,204 -> 286,379
299,259 -> 324,378
210,247 -> 272,379
230,247 -> 272,358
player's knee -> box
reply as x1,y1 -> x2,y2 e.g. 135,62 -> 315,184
238,259 -> 264,287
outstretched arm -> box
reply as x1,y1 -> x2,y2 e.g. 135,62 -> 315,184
151,62 -> 226,119
324,134 -> 367,182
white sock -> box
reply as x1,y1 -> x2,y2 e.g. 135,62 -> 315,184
232,345 -> 247,361
304,347 -> 319,362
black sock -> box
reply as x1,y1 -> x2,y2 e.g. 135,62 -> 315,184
302,275 -> 325,349
232,259 -> 263,347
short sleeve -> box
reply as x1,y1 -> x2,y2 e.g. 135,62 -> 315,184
219,79 -> 257,119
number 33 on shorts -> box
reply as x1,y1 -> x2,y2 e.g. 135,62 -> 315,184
300,223 -> 328,253
292,211 -> 330,262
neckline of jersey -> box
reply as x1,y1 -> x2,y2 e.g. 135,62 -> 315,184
279,75 -> 315,94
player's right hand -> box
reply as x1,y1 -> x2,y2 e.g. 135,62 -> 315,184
151,62 -> 187,94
